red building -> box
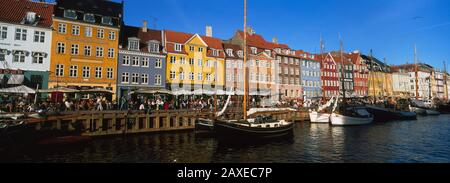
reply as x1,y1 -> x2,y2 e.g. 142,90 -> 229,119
317,53 -> 339,99
347,51 -> 369,97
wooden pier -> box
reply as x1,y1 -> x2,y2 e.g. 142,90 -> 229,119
24,109 -> 309,137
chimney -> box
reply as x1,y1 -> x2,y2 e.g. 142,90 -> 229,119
247,26 -> 254,35
142,20 -> 148,32
206,25 -> 213,37
272,37 -> 278,44
25,12 -> 36,24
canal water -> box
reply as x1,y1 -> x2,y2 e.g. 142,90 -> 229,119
1,115 -> 450,163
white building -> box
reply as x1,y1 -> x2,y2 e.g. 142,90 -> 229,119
409,71 -> 432,100
0,0 -> 54,89
392,72 -> 412,97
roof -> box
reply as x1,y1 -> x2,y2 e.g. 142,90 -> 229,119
361,54 -> 391,72
295,50 -> 318,61
120,25 -> 163,53
165,29 -> 225,58
223,43 -> 243,59
330,51 -> 353,65
391,64 -> 434,73
54,0 -> 123,27
0,0 -> 54,28
237,30 -> 274,50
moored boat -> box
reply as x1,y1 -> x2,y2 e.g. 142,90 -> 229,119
195,118 -> 215,134
366,105 -> 417,121
309,111 -> 331,123
331,107 -> 374,126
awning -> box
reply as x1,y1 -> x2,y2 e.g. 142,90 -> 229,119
81,88 -> 115,94
0,85 -> 35,94
37,87 -> 79,93
129,88 -> 171,95
7,74 -> 24,85
172,89 -> 192,96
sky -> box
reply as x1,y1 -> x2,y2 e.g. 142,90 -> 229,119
57,0 -> 450,70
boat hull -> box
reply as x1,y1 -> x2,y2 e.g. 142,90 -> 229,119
330,113 -> 373,126
366,106 -> 417,121
214,120 -> 294,140
309,112 -> 330,123
195,118 -> 215,133
426,110 -> 440,116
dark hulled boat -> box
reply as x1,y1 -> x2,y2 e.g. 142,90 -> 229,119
366,105 -> 417,121
214,116 -> 294,140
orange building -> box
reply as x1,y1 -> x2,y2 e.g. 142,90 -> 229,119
48,0 -> 123,99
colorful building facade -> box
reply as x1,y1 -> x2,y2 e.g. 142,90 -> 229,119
347,51 -> 368,97
298,51 -> 321,101
164,29 -> 225,93
362,55 -> 393,98
117,24 -> 166,98
274,45 -> 302,100
49,0 -> 123,97
0,0 -> 54,90
318,53 -> 339,99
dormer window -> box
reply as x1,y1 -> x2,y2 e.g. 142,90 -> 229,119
251,47 -> 257,54
212,50 -> 219,56
84,14 -> 95,23
275,48 -> 281,53
64,10 -> 77,19
265,50 -> 271,55
128,38 -> 140,51
174,44 -> 182,52
149,42 -> 159,53
291,50 -> 295,55
284,50 -> 289,54
237,50 -> 243,57
226,49 -> 233,56
101,16 -> 112,25
24,12 -> 37,25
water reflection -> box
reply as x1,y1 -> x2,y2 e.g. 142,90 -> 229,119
1,115 -> 450,163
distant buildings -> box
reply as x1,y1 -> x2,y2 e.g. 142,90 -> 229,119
298,51 -> 321,101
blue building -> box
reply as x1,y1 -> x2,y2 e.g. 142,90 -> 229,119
117,24 -> 166,99
300,54 -> 322,101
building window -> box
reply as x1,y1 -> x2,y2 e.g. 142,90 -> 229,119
179,72 -> 185,80
108,31 -> 116,40
13,51 -> 25,62
122,72 -> 129,83
170,56 -> 176,64
189,72 -> 194,80
96,47 -> 103,57
131,73 -> 139,84
198,59 -> 203,67
33,31 -> 45,43
129,39 -> 139,51
84,14 -> 95,23
180,57 -> 186,65
101,16 -> 113,25
32,53 -> 44,64
206,73 -> 212,81
189,46 -> 195,52
64,10 -> 77,19
155,75 -> 161,85
142,57 -> 149,67
0,26 -> 7,39
132,57 -> 139,66
198,47 -> 204,53
170,71 -> 176,80
56,64 -> 64,77
0,52 -> 5,61
58,23 -> 67,34
213,50 -> 219,56
82,66 -> 90,78
15,28 -> 27,41
251,47 -> 257,54
149,43 -> 159,53
107,68 -> 113,79
97,29 -> 104,39
71,44 -> 79,55
56,43 -> 66,54
155,59 -> 162,68
141,74 -> 148,84
95,67 -> 102,78
226,49 -> 233,56
72,25 -> 80,35
69,65 -> 78,77
108,48 -> 115,58
189,58 -> 194,65
85,27 -> 92,37
122,55 -> 130,65
197,73 -> 203,80
84,45 -> 91,56
237,51 -> 243,57
175,44 -> 182,52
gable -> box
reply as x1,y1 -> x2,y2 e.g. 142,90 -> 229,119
185,34 -> 208,47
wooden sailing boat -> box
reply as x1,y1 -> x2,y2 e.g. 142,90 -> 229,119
309,36 -> 334,123
330,37 -> 374,126
213,0 -> 294,139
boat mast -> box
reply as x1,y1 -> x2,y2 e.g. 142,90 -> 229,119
320,35 -> 326,101
414,44 -> 419,100
243,0 -> 248,120
370,49 -> 375,100
339,36 -> 346,106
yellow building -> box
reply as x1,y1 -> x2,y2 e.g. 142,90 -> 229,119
48,0 -> 123,99
164,30 -> 225,92
368,72 -> 393,97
